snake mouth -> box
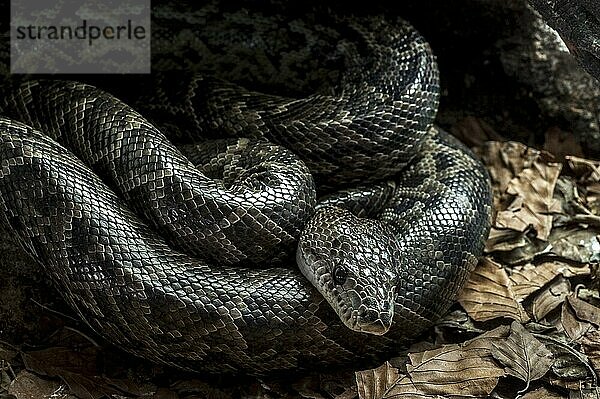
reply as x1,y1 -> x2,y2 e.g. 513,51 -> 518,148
336,305 -> 392,335
337,291 -> 394,335
356,308 -> 392,335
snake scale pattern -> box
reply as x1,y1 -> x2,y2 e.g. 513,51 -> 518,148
0,2 -> 492,374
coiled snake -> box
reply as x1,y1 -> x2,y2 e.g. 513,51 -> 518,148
0,2 -> 492,374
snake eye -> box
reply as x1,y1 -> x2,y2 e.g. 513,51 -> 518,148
332,265 -> 348,285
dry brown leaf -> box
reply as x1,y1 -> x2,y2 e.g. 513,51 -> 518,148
390,345 -> 503,397
477,141 -> 541,211
355,327 -> 509,398
506,160 -> 562,215
560,301 -> 594,342
495,198 -> 553,240
491,321 -> 553,392
485,229 -> 554,265
458,258 -> 529,322
541,334 -> 595,384
391,327 -> 507,398
485,226 -> 531,253
566,294 -> 600,327
548,377 -> 585,391
532,276 -> 571,321
587,182 -> 600,194
509,261 -> 587,301
495,159 -> 562,240
560,295 -> 600,379
479,140 -> 562,241
355,362 -> 401,399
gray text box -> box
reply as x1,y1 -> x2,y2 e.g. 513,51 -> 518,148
11,0 -> 150,74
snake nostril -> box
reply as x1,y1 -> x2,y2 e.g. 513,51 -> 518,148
382,301 -> 390,311
359,308 -> 379,323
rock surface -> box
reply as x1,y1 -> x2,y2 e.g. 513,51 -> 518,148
528,0 -> 600,82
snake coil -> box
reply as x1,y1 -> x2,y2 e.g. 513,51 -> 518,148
0,2 -> 491,374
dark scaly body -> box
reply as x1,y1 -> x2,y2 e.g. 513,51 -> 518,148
0,1 -> 491,375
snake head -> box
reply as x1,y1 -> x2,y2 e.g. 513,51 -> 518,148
297,206 -> 400,335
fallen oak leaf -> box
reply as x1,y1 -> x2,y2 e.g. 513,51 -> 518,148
397,327 -> 508,398
392,332 -> 506,397
513,264 -> 553,301
458,258 -> 529,323
574,388 -> 600,399
505,157 -> 562,216
562,156 -> 600,218
491,321 -> 553,393
485,226 -> 532,253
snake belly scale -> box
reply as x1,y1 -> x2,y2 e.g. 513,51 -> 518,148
0,1 -> 492,374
